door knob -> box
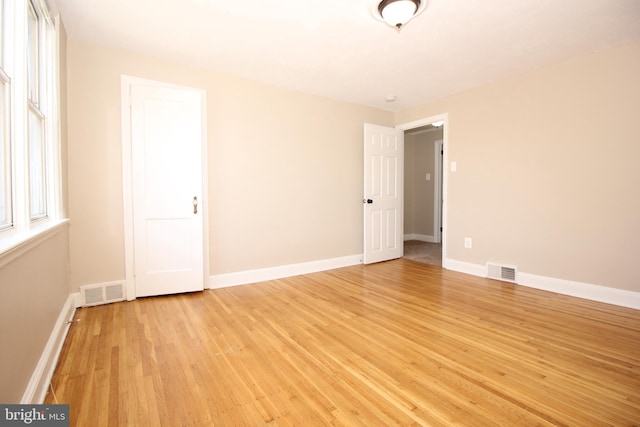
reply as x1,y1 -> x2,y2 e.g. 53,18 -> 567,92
363,199 -> 373,204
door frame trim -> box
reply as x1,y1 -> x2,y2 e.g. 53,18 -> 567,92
396,114 -> 448,266
120,75 -> 209,300
434,139 -> 443,244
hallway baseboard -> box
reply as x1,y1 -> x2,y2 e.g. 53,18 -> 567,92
404,234 -> 437,243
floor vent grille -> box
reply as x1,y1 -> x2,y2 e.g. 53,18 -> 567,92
81,282 -> 126,307
487,263 -> 517,283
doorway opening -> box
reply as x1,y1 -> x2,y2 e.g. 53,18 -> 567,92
397,115 -> 448,267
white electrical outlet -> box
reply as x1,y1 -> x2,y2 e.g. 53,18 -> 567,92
451,161 -> 457,172
464,238 -> 472,248
425,173 -> 431,181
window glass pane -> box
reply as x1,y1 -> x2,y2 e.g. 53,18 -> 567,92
27,2 -> 38,104
0,82 -> 7,226
29,108 -> 46,218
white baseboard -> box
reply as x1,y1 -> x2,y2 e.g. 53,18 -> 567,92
210,254 -> 362,289
71,292 -> 83,308
21,293 -> 78,404
517,272 -> 640,310
404,234 -> 437,243
444,257 -> 640,310
443,258 -> 487,277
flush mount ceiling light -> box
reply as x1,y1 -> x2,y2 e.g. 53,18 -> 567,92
431,120 -> 444,127
373,0 -> 428,31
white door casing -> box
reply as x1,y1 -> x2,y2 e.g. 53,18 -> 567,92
363,123 -> 404,264
434,139 -> 443,244
122,78 -> 207,298
396,114 -> 448,267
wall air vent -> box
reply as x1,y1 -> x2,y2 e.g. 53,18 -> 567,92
487,263 -> 517,283
80,282 -> 126,307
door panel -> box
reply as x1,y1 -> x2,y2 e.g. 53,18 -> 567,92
130,85 -> 204,297
363,123 -> 404,264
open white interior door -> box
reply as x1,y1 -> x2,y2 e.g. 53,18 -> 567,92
130,84 -> 205,297
363,123 -> 404,264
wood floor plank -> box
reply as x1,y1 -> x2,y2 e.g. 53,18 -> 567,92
46,259 -> 640,426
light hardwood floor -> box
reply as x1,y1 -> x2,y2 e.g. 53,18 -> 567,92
46,259 -> 640,426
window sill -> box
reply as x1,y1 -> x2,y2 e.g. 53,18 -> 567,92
0,219 -> 70,269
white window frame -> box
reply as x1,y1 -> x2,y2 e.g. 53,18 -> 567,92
0,0 -> 65,260
0,70 -> 12,230
0,0 -> 12,231
26,0 -> 37,105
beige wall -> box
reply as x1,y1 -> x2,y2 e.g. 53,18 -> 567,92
66,41 -> 393,291
396,42 -> 640,292
404,130 -> 442,238
0,228 -> 71,403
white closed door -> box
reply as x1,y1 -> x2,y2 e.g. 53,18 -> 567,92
363,123 -> 404,264
130,84 -> 205,297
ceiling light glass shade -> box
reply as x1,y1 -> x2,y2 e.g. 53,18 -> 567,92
431,120 -> 444,127
378,0 -> 420,28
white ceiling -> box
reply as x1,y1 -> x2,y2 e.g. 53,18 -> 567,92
55,0 -> 640,111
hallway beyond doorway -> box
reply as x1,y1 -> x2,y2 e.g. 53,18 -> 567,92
403,240 -> 442,266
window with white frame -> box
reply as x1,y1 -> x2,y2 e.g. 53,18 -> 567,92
0,74 -> 9,230
0,0 -> 62,244
0,0 -> 11,231
27,0 -> 47,220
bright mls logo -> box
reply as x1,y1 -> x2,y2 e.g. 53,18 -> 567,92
0,405 -> 69,426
